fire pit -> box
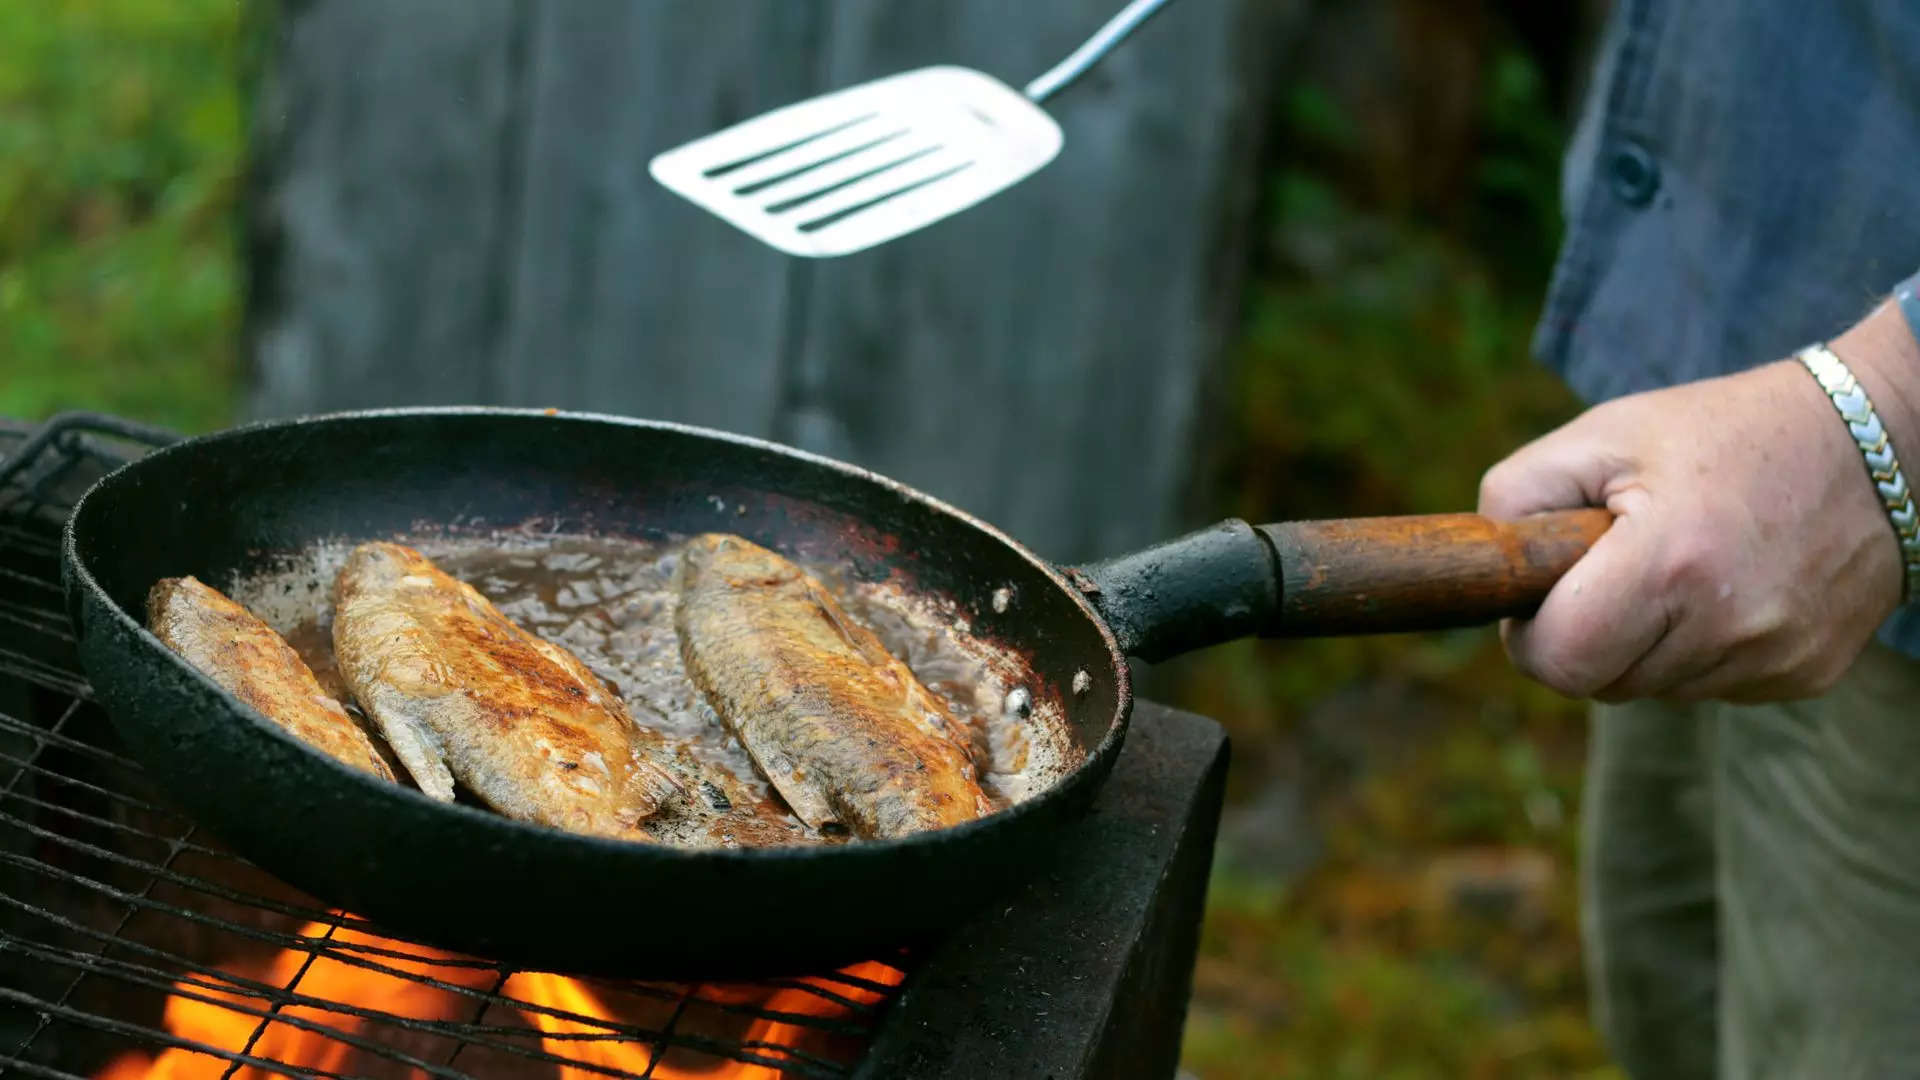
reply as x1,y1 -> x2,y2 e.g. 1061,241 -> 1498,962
0,414 -> 1227,1079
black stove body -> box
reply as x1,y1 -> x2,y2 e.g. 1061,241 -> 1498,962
0,415 -> 1228,1080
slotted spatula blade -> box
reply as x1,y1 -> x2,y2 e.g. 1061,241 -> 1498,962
648,0 -> 1173,258
649,67 -> 1061,259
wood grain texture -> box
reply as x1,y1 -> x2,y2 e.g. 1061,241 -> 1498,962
244,0 -> 1292,564
491,0 -> 823,434
246,0 -> 525,416
1260,509 -> 1613,636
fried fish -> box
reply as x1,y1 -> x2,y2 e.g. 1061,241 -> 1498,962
147,576 -> 395,781
332,542 -> 684,838
675,533 -> 991,840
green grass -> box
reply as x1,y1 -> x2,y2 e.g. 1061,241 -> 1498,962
1184,880 -> 1623,1080
0,0 -> 245,433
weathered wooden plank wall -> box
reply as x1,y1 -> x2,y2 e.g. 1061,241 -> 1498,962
246,0 -> 524,410
245,0 -> 1287,563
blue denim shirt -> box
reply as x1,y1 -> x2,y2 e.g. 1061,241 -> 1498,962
1536,0 -> 1920,656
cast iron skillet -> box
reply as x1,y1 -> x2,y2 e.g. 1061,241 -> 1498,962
63,408 -> 1607,977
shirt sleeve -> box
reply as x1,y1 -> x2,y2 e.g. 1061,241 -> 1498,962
1896,269 -> 1920,348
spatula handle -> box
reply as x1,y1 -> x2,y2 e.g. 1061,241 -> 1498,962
1024,0 -> 1177,103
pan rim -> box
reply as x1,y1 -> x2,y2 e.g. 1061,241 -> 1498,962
62,405 -> 1134,865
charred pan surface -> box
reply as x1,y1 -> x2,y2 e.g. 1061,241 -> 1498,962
676,533 -> 992,840
147,575 -> 396,782
332,541 -> 686,838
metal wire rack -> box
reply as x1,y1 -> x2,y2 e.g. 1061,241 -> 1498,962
0,415 -> 906,1079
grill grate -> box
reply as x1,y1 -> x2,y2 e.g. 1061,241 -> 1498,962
0,416 -> 907,1079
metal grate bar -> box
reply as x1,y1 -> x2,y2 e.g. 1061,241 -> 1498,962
2,890 -> 876,1078
7,715 -> 200,1065
0,856 -> 509,988
0,698 -> 84,795
7,924 -> 369,1025
216,919 -> 340,1080
0,940 -> 469,1080
27,872 -> 869,1045
438,968 -> 510,1071
0,712 -> 500,950
0,746 -> 194,826
0,519 -> 60,549
0,1059 -> 91,1080
0,925 -> 837,1079
0,808 -> 350,933
0,772 -> 448,946
0,596 -> 69,638
3,911 -> 658,1077
0,707 -> 149,773
0,813 -> 885,1037
6,818 -> 196,1065
1,907 -> 572,1068
0,849 -> 879,1045
638,986 -> 694,1079
759,977 -> 886,1015
0,578 -> 67,615
0,984 -> 404,1080
0,660 -> 88,700
0,784 -> 230,859
810,968 -> 907,996
0,413 -> 175,494
0,696 -> 90,1064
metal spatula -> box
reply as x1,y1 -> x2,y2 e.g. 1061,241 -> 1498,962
648,0 -> 1175,258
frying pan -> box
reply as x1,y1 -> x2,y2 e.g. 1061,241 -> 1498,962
62,408 -> 1607,977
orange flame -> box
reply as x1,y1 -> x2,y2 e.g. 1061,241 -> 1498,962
506,961 -> 902,1080
94,916 -> 904,1079
95,918 -> 496,1080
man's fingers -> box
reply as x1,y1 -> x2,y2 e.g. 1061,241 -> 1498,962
1481,407 -> 1651,698
1655,654 -> 1745,703
1659,633 -> 1846,704
1477,419 -> 1622,520
1503,513 -> 1669,697
1591,622 -> 1721,702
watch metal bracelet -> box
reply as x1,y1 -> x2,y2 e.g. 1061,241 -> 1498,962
1796,342 -> 1920,602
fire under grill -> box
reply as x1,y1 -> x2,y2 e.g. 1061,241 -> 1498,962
0,414 -> 1228,1080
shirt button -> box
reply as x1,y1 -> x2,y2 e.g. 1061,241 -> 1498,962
1609,142 -> 1660,207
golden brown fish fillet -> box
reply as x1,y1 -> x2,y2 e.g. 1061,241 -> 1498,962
332,541 -> 684,838
146,576 -> 395,782
674,533 -> 991,840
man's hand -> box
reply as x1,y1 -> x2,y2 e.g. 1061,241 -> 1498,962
1477,301 -> 1920,702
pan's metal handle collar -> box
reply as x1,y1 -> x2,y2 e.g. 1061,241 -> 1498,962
1072,519 -> 1279,663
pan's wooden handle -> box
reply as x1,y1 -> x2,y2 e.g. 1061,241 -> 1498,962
1258,508 -> 1612,637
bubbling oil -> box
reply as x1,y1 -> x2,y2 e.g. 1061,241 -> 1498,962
233,532 -> 1082,848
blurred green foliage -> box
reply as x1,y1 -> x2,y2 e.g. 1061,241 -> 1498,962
1166,25 -> 1607,1080
0,0 -> 244,432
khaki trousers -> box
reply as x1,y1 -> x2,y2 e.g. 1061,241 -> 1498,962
1583,643 -> 1920,1078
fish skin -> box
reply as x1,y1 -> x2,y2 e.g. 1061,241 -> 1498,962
332,542 -> 685,838
674,533 -> 991,840
147,576 -> 396,782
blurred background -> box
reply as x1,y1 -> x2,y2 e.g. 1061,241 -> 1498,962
2,0 -> 1620,1075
